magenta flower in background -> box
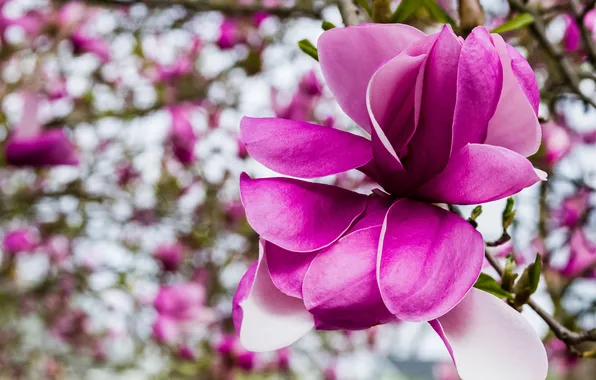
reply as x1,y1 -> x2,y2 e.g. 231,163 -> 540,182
217,19 -> 245,50
541,121 -> 571,165
554,188 -> 590,228
153,243 -> 185,272
57,1 -> 86,31
561,228 -> 596,278
563,14 -> 581,52
4,91 -> 79,167
168,105 -> 197,165
70,29 -> 111,63
153,282 -> 207,321
272,70 -> 323,121
0,9 -> 45,38
233,24 -> 548,379
2,228 -> 38,254
152,315 -> 179,345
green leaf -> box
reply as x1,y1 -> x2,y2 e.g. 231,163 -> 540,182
391,0 -> 423,23
322,21 -> 336,31
501,254 -> 518,292
502,197 -> 516,229
298,39 -> 318,61
474,273 -> 513,299
491,13 -> 535,34
513,254 -> 542,306
529,253 -> 542,294
356,0 -> 372,16
422,0 -> 456,27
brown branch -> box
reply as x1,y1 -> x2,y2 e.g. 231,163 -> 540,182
508,0 -> 596,109
570,0 -> 596,68
62,0 -> 327,20
484,249 -> 596,354
337,0 -> 369,26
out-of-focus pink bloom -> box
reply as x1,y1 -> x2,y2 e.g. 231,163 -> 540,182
433,362 -> 460,380
237,139 -> 248,159
541,122 -> 571,165
234,24 -> 547,380
0,10 -> 45,38
169,106 -> 197,165
57,1 -> 86,31
299,70 -> 323,97
45,235 -> 71,265
215,334 -> 236,355
152,315 -> 179,344
152,58 -> 193,83
563,15 -> 581,52
561,228 -> 596,278
253,12 -> 269,28
153,243 -> 185,272
217,19 -> 245,50
116,163 -> 139,187
276,348 -> 290,371
554,188 -> 590,227
178,345 -> 197,361
5,91 -> 79,167
323,365 -> 337,380
272,71 -> 323,121
71,29 -> 111,63
546,339 -> 579,375
216,334 -> 256,371
153,282 -> 206,320
2,228 -> 38,254
235,349 -> 256,371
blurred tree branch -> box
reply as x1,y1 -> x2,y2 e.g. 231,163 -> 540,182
337,0 -> 369,26
485,250 -> 596,358
65,0 -> 328,19
508,0 -> 596,109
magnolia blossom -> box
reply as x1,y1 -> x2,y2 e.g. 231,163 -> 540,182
554,188 -> 590,228
154,243 -> 185,271
563,10 -> 596,52
561,228 -> 596,278
541,121 -> 571,166
217,19 -> 245,50
70,29 -> 111,63
4,91 -> 79,167
272,70 -> 323,121
169,106 -> 197,165
2,228 -> 38,254
233,24 -> 548,380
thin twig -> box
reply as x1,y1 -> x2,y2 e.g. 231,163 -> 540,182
484,250 -> 596,353
508,0 -> 596,109
62,0 -> 327,19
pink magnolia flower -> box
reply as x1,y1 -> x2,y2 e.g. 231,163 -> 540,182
217,19 -> 245,50
272,71 -> 323,121
177,345 -> 197,361
57,1 -> 86,31
563,14 -> 581,52
561,228 -> 596,278
70,29 -> 111,63
233,24 -> 548,380
0,9 -> 45,38
2,228 -> 38,254
153,243 -> 185,272
152,315 -> 179,344
153,282 -> 206,321
541,121 -> 571,165
554,188 -> 590,228
4,91 -> 79,167
168,106 -> 197,165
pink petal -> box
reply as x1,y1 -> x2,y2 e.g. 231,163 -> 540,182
240,117 -> 372,178
432,289 -> 548,380
485,34 -> 541,157
407,25 -> 461,182
266,242 -> 318,298
377,199 -> 484,321
365,52 -> 426,194
233,241 -> 314,352
416,144 -> 546,205
302,226 -> 395,330
240,173 -> 367,252
452,27 -> 503,152
562,229 -> 596,278
318,24 -> 426,131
